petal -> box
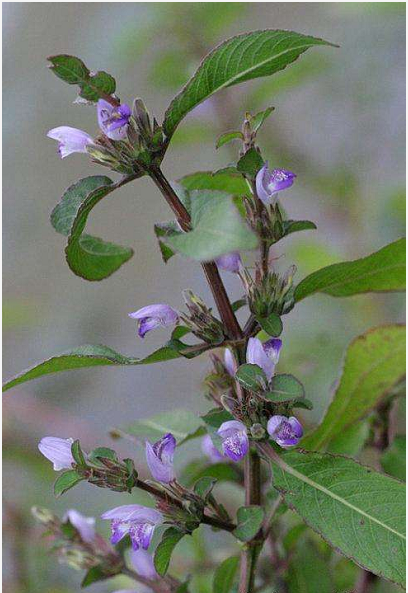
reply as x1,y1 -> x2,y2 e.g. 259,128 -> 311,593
129,549 -> 157,580
145,441 -> 175,484
255,163 -> 272,205
263,338 -> 282,365
138,317 -> 160,338
129,304 -> 178,323
216,252 -> 242,274
153,433 -> 176,464
276,436 -> 300,448
266,415 -> 286,437
201,434 -> 224,463
38,436 -> 74,471
217,420 -> 247,440
101,505 -> 162,524
268,169 -> 296,193
246,338 -> 275,382
288,417 -> 303,438
223,348 -> 237,377
129,522 -> 155,551
110,520 -> 130,544
222,431 -> 249,462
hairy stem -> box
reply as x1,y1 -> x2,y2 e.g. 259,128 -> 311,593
134,478 -> 236,532
149,166 -> 243,340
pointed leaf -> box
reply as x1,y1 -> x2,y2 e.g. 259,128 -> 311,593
270,450 -> 406,587
256,312 -> 283,337
154,527 -> 186,576
216,131 -> 243,149
54,470 -> 83,497
294,238 -> 406,301
251,106 -> 274,133
236,148 -> 264,178
303,325 -> 405,450
283,220 -> 317,237
81,565 -> 110,588
235,363 -> 268,391
263,374 -> 305,403
180,170 -> 250,196
163,30 -> 336,137
48,55 -> 116,102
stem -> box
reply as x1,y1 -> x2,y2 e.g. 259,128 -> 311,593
238,450 -> 263,593
149,166 -> 243,340
135,478 -> 236,532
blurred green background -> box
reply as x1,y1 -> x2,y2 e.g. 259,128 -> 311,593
3,3 -> 405,592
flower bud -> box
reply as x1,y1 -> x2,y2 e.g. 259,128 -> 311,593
38,436 -> 75,471
145,433 -> 176,484
255,163 -> 296,205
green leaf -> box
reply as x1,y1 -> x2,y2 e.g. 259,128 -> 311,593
212,556 -> 239,593
52,176 -> 133,281
256,312 -> 283,337
88,447 -> 118,465
154,527 -> 186,576
294,238 -> 406,301
54,470 -> 83,497
81,565 -> 110,588
71,440 -> 87,468
287,539 -> 333,593
194,476 -> 217,500
292,398 -> 313,411
263,374 -> 305,403
271,450 -> 406,586
163,30 -> 336,137
233,506 -> 264,542
179,171 -> 250,196
154,221 -> 179,263
251,106 -> 274,133
3,343 -> 185,392
48,55 -> 116,102
236,148 -> 264,178
381,436 -> 406,481
326,421 -> 370,457
283,220 -> 317,237
235,363 -> 268,391
216,131 -> 243,149
112,410 -> 205,446
302,325 -> 405,450
164,190 -> 257,261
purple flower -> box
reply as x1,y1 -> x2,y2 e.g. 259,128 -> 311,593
246,337 -> 282,382
216,252 -> 242,274
130,549 -> 158,580
201,434 -> 225,463
38,436 -> 75,471
224,348 -> 237,377
145,433 -> 176,483
267,415 -> 303,448
97,99 -> 131,140
256,163 -> 296,205
217,421 -> 249,462
63,509 -> 96,543
47,126 -> 94,158
101,505 -> 162,551
128,304 -> 179,338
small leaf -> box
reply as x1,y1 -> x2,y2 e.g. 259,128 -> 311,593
71,440 -> 87,468
235,363 -> 268,391
256,312 -> 283,337
270,450 -> 406,586
194,476 -> 217,500
231,298 -> 247,313
216,131 -> 243,149
236,148 -> 264,178
212,556 -> 239,593
381,436 -> 406,481
292,397 -> 313,411
164,190 -> 258,262
154,527 -> 186,576
163,30 -> 336,137
263,374 -> 305,403
54,470 -> 83,497
233,506 -> 264,542
48,54 -> 116,103
303,325 -> 405,450
154,221 -> 179,263
251,106 -> 274,133
294,238 -> 405,301
283,220 -> 317,236
81,565 -> 110,588
88,447 -> 118,465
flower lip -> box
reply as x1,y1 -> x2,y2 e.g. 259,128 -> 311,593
97,99 -> 131,140
246,337 -> 276,382
47,126 -> 93,159
38,436 -> 75,471
101,505 -> 162,551
130,548 -> 158,580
